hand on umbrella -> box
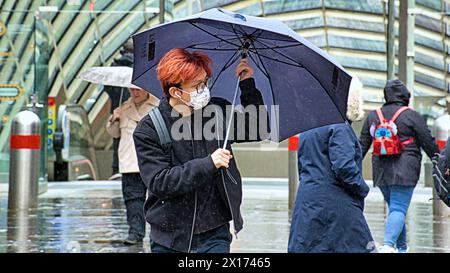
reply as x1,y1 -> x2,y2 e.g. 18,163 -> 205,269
211,148 -> 233,169
111,107 -> 122,122
236,58 -> 253,82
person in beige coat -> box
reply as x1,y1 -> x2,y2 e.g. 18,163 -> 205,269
106,87 -> 159,245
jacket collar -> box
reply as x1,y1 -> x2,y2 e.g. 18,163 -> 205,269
122,95 -> 160,121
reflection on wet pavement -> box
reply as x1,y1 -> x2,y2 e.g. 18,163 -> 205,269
0,182 -> 449,253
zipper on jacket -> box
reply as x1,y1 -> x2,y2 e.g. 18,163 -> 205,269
188,190 -> 197,252
187,119 -> 197,253
220,169 -> 239,239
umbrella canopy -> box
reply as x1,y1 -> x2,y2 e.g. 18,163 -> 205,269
132,8 -> 353,142
78,66 -> 139,89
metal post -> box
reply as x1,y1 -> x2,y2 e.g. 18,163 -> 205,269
159,0 -> 165,24
8,110 -> 41,211
7,209 -> 37,253
288,136 -> 299,220
433,214 -> 450,250
387,0 -> 396,80
398,0 -> 415,107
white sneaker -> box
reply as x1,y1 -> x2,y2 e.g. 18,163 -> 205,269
398,246 -> 409,253
108,173 -> 122,181
378,245 -> 398,253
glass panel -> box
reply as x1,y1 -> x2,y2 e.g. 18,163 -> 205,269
415,34 -> 443,51
328,35 -> 386,52
202,0 -> 239,10
334,55 -> 386,71
326,17 -> 385,33
415,52 -> 444,70
305,35 -> 327,48
359,77 -> 386,89
234,2 -> 262,17
0,9 -> 37,184
417,0 -> 442,11
285,17 -> 324,30
324,0 -> 384,14
416,14 -> 441,33
415,71 -> 445,90
262,0 -> 321,15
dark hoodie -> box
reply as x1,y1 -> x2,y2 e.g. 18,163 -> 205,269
359,79 -> 438,187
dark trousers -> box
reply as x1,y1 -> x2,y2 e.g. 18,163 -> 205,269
122,173 -> 147,239
112,138 -> 120,174
150,224 -> 232,253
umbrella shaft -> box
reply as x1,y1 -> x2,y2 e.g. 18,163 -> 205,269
119,88 -> 124,106
223,76 -> 241,149
241,40 -> 251,58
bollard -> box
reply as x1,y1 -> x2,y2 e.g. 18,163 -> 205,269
288,135 -> 299,220
8,110 -> 41,211
432,110 -> 450,217
7,209 -> 37,253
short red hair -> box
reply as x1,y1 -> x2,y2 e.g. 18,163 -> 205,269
157,48 -> 213,97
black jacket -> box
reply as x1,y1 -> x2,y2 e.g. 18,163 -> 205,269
359,79 -> 438,187
133,78 -> 267,252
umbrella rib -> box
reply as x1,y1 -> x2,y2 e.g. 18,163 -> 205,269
256,38 -> 347,122
250,42 -> 272,84
230,23 -> 248,37
186,38 -> 242,51
231,24 -> 245,50
132,62 -> 159,85
246,49 -> 269,78
187,47 -> 240,51
189,22 -> 241,48
249,49 -> 303,69
210,49 -> 241,91
249,40 -> 278,139
254,39 -> 305,67
185,38 -> 240,48
204,22 -> 247,37
255,36 -> 299,43
251,44 -> 303,50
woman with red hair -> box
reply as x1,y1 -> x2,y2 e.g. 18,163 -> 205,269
133,48 -> 267,253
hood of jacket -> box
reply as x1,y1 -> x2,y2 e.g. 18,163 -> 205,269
383,79 -> 410,106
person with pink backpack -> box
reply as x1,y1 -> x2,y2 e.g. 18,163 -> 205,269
360,79 -> 438,253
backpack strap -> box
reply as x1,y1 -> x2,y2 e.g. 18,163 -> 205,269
401,137 -> 415,147
376,108 -> 386,123
390,106 -> 410,123
390,106 -> 414,147
148,107 -> 172,147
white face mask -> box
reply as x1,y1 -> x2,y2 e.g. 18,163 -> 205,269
176,86 -> 211,110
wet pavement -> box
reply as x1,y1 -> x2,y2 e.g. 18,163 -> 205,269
0,180 -> 449,253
